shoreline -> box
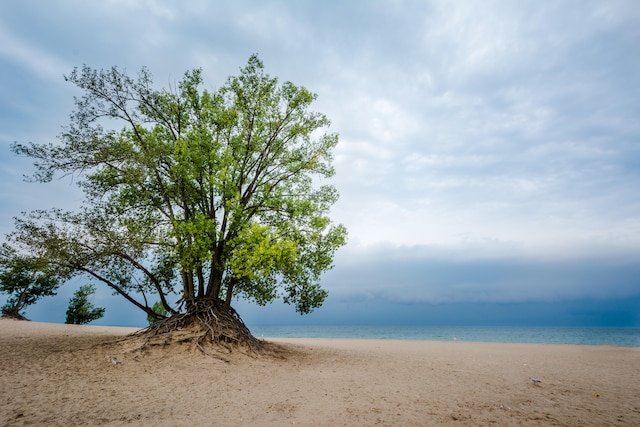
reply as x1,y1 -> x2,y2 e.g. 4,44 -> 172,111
6,320 -> 638,347
250,324 -> 640,347
2,319 -> 639,426
266,336 -> 639,349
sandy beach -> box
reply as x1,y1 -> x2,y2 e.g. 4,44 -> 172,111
1,319 -> 638,426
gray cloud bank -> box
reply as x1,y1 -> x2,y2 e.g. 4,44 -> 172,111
325,245 -> 640,304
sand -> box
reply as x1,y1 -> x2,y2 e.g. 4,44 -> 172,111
1,319 -> 638,426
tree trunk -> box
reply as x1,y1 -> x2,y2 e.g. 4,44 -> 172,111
182,271 -> 193,309
205,267 -> 223,300
13,285 -> 29,314
224,278 -> 236,309
196,266 -> 205,298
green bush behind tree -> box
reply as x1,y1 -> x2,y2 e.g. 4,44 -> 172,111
65,284 -> 105,325
147,301 -> 169,325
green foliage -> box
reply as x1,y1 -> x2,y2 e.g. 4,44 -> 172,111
147,300 -> 169,325
65,284 -> 105,325
0,246 -> 62,319
6,54 -> 347,318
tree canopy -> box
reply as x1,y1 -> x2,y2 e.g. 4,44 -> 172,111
6,55 -> 346,345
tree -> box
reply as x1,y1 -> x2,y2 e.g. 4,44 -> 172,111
7,55 -> 347,350
65,284 -> 105,325
0,246 -> 62,320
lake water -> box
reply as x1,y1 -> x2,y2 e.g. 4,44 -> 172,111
248,325 -> 640,347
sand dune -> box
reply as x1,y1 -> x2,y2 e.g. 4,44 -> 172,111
1,319 -> 638,426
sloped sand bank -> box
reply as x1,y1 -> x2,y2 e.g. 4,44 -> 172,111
1,319 -> 638,426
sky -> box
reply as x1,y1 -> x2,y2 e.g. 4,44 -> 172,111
1,0 -> 639,327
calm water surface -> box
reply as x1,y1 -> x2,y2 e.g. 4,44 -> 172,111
248,325 -> 640,347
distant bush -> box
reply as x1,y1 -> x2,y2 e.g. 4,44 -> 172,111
65,284 -> 105,325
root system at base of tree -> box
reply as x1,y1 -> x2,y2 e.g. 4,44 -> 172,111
130,299 -> 265,360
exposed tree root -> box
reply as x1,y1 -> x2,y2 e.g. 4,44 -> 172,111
129,299 -> 265,358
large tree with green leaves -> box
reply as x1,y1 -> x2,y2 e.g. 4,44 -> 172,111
7,55 -> 346,349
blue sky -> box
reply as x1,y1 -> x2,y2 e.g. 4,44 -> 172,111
1,0 -> 639,327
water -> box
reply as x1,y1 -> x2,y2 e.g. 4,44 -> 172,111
248,325 -> 640,347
